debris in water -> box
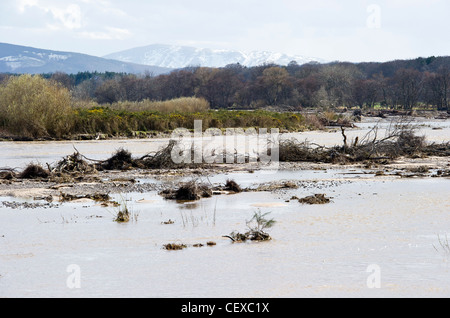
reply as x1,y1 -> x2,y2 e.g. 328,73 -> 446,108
159,181 -> 212,201
224,211 -> 276,242
224,179 -> 242,193
59,192 -> 111,203
101,148 -> 134,171
54,152 -> 96,174
19,164 -> 49,179
163,243 -> 187,251
297,194 -> 331,205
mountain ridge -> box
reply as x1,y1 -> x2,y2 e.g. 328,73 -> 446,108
103,43 -> 326,69
0,42 -> 172,75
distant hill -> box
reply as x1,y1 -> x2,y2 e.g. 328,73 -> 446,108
0,42 -> 172,75
103,43 -> 327,69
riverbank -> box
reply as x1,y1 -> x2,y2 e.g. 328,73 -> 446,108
0,109 -> 448,142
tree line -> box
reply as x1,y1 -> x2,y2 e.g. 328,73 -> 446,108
1,55 -> 449,111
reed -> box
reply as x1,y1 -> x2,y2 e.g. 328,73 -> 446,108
109,97 -> 210,113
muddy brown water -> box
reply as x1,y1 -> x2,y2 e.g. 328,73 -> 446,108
0,117 -> 449,298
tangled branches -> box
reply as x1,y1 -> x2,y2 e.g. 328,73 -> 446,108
276,118 -> 442,164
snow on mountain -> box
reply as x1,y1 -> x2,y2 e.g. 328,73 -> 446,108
0,53 -> 71,71
104,44 -> 325,69
0,42 -> 325,75
0,43 -> 172,75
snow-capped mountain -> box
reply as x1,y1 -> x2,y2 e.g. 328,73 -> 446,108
104,44 -> 325,69
0,43 -> 172,75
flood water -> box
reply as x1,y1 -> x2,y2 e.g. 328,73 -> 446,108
0,117 -> 449,298
1,116 -> 449,170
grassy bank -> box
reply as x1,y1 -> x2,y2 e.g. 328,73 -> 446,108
71,107 -> 327,138
0,74 -> 352,140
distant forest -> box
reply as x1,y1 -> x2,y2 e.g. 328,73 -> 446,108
1,55 -> 449,111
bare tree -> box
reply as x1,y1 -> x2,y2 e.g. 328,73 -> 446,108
392,68 -> 424,110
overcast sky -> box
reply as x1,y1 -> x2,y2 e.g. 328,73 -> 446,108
0,0 -> 449,62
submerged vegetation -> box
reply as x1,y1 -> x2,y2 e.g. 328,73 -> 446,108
224,211 -> 276,242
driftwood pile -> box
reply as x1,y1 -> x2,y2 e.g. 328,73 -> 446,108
53,152 -> 96,174
0,141 -> 194,182
1,123 -> 449,183
277,120 -> 449,164
295,194 -> 331,205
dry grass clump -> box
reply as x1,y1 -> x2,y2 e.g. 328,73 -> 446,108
114,209 -> 130,223
19,164 -> 49,179
163,243 -> 188,251
112,197 -> 138,223
101,148 -> 135,171
296,194 -> 331,205
423,142 -> 450,157
224,179 -> 242,193
319,111 -> 354,128
110,97 -> 210,113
